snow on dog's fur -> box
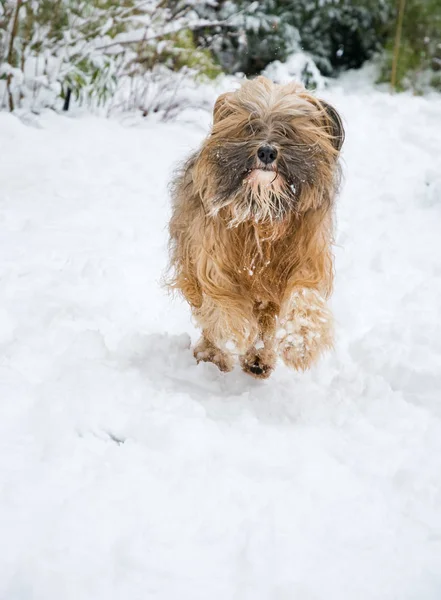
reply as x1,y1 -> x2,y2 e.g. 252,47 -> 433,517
167,76 -> 344,378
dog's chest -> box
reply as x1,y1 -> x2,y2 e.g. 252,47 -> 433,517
226,226 -> 292,298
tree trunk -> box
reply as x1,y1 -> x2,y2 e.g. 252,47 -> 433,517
63,88 -> 72,111
391,0 -> 406,91
6,0 -> 23,112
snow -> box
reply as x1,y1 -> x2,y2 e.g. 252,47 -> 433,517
1,81 -> 441,599
263,51 -> 326,90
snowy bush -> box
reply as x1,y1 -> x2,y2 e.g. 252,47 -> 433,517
0,0 -> 221,113
109,66 -> 209,120
194,0 -> 394,77
194,0 -> 303,76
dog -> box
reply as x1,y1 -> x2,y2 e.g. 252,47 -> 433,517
167,76 -> 344,379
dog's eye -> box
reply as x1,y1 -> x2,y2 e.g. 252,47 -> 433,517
245,122 -> 262,137
271,122 -> 295,140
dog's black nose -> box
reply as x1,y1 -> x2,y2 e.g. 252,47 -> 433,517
257,145 -> 278,165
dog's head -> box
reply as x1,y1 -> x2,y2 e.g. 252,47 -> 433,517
192,76 -> 344,225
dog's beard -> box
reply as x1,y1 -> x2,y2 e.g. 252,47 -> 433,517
209,167 -> 295,227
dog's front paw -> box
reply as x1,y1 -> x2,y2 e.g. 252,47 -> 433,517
240,347 -> 276,380
194,337 -> 233,373
278,289 -> 333,371
279,327 -> 323,371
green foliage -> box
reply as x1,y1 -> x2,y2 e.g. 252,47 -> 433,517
170,30 -> 222,80
430,72 -> 441,91
194,0 -> 301,75
199,0 -> 439,92
233,1 -> 301,75
132,29 -> 221,80
195,0 -> 394,77
379,0 -> 441,91
300,0 -> 393,75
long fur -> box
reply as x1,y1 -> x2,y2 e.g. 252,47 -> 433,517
167,76 -> 344,377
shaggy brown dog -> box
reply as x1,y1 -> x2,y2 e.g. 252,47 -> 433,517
167,76 -> 344,379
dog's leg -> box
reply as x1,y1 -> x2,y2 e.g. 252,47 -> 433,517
193,332 -> 233,373
193,297 -> 235,372
240,302 -> 277,379
278,288 -> 333,371
193,294 -> 256,373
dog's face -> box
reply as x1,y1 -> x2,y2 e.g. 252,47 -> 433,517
192,77 -> 344,225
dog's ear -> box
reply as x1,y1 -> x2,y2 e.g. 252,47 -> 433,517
319,100 -> 345,152
293,87 -> 345,152
213,92 -> 234,124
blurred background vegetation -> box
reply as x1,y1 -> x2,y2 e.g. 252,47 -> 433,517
0,0 -> 440,114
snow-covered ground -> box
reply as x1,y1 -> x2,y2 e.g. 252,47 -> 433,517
1,81 -> 441,600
